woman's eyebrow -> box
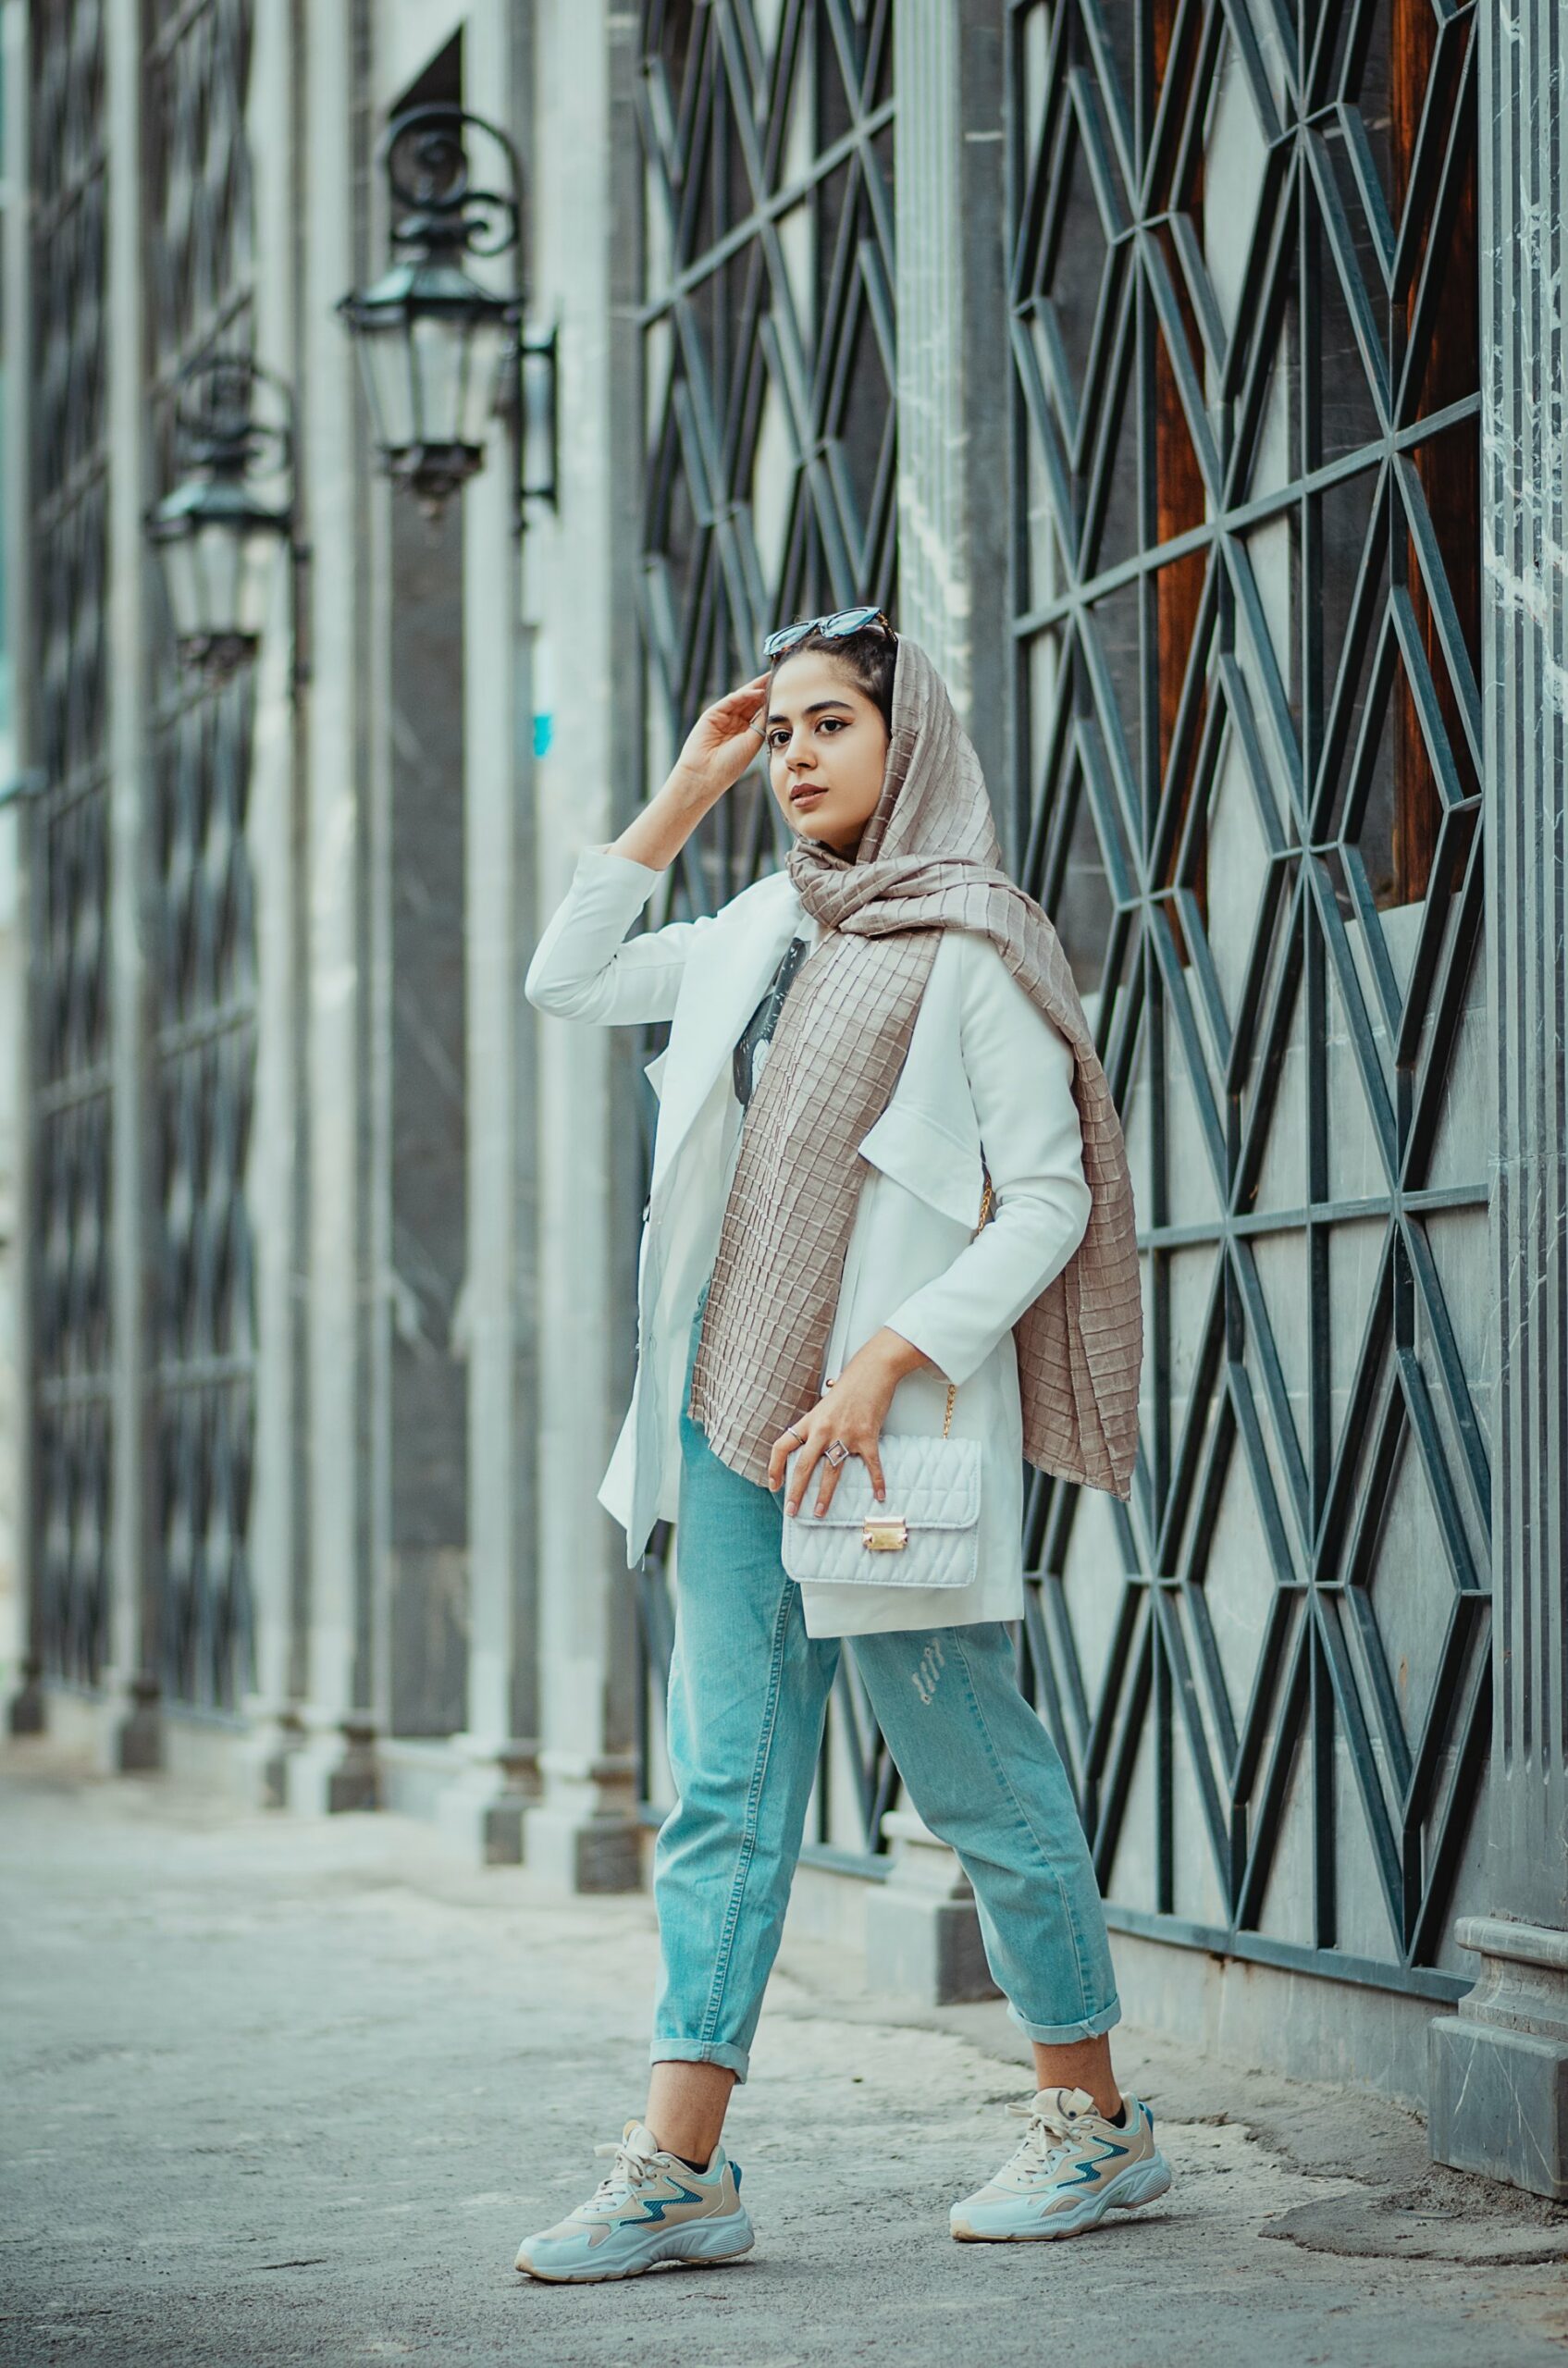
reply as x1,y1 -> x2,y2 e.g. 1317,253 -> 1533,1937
765,697 -> 856,724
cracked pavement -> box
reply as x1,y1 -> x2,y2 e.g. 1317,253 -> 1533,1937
2,1748 -> 1565,2366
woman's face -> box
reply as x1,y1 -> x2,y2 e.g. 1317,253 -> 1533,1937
763,650 -> 889,857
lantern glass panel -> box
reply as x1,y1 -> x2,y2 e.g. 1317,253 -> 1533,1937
158,530 -> 204,642
458,316 -> 509,449
236,522 -> 286,640
410,312 -> 467,448
194,517 -> 244,641
357,321 -> 419,451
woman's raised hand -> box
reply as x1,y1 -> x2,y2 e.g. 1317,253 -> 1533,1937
670,673 -> 772,808
605,672 -> 772,872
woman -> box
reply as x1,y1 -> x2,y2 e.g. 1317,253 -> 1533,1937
515,612 -> 1170,2283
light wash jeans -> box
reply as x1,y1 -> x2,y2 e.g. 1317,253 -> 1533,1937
649,1278 -> 1120,2084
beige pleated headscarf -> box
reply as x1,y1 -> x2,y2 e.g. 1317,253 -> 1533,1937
685,635 -> 1142,1502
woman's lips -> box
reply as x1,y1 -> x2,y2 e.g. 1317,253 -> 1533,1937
790,784 -> 829,807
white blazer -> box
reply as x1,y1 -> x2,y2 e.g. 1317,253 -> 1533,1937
524,845 -> 1093,1639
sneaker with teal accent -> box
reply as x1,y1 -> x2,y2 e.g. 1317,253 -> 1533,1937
514,2119 -> 755,2284
950,2084 -> 1172,2242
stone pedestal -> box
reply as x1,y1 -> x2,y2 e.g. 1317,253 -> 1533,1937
282,1720 -> 380,1818
863,1808 -> 1002,2007
236,1704 -> 306,1811
523,1753 -> 641,1894
1429,1922 -> 1568,2202
7,1659 -> 45,1738
114,1675 -> 162,1775
436,1737 -> 538,1866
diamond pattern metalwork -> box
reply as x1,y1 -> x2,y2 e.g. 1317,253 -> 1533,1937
145,0 -> 259,1712
30,0 -> 114,1688
1008,0 -> 1488,1999
634,2 -> 903,1862
638,0 -> 895,920
150,680 -> 258,1710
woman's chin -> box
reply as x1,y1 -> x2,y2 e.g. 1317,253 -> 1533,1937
796,816 -> 855,852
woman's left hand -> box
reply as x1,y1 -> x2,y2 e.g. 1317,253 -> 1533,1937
767,1329 -> 936,1516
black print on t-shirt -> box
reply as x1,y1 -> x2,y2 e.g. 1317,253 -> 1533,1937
732,933 -> 810,1109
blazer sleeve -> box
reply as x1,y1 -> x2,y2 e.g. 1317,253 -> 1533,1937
881,935 -> 1093,1387
525,844 -> 718,1026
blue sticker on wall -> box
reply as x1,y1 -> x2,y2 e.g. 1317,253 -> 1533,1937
533,712 -> 554,760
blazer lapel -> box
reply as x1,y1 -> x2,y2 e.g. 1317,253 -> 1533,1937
648,871 -> 804,1195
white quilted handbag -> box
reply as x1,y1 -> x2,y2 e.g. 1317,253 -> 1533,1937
780,1176 -> 992,1591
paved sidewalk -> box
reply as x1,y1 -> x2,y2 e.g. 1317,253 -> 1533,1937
2,1748 -> 1565,2368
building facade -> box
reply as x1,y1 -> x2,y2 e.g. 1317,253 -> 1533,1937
5,0 -> 1564,2198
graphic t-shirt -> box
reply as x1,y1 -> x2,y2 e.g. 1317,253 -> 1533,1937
716,919 -> 819,1210
732,931 -> 812,1110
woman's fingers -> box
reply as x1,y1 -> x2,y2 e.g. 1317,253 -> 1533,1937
713,673 -> 771,734
772,1381 -> 890,1517
762,1411 -> 805,1486
782,1434 -> 821,1516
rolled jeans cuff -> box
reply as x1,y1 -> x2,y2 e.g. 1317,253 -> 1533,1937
649,2036 -> 752,2086
1006,1993 -> 1121,2047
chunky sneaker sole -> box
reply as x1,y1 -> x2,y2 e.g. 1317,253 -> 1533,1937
515,2207 -> 755,2284
951,2147 -> 1171,2240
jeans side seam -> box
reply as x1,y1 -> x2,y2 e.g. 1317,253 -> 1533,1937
947,1627 -> 1103,2024
697,1574 -> 795,2050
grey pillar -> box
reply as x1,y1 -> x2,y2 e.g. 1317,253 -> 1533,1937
867,0 -> 1009,2002
519,0 -> 643,1893
236,0 -> 306,1807
1427,0 -> 1568,2202
285,0 -> 378,1817
439,12 -> 538,1852
890,0 -> 1008,801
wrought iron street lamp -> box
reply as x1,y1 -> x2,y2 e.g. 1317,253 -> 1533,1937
145,354 -> 297,683
338,105 -> 530,517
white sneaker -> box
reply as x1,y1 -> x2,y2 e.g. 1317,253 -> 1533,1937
950,2084 -> 1172,2241
514,2119 -> 755,2284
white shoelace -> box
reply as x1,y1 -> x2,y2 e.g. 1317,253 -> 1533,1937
586,2133 -> 662,2211
998,2093 -> 1091,2183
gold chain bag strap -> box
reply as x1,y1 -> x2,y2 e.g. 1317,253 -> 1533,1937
780,1173 -> 994,1590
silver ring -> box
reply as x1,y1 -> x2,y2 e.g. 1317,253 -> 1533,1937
824,1439 -> 851,1468
750,716 -> 767,735
784,1426 -> 805,1447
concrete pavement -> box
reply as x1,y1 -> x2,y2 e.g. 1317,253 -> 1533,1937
1,1746 -> 1565,2367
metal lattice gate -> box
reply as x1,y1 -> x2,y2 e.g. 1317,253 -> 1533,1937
144,0 -> 259,1714
1006,0 -> 1488,2001
29,0 -> 114,1693
633,0 -> 902,1864
24,0 -> 259,1723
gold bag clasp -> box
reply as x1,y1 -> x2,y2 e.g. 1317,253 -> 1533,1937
862,1515 -> 907,1552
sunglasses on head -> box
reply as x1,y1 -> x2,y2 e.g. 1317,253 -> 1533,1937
760,605 -> 895,660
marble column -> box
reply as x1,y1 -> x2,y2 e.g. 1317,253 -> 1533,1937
1427,0 -> 1568,2202
436,1 -> 540,1864
285,0 -> 378,1817
865,0 -> 1010,2001
889,0 -> 1010,803
235,0 -> 307,1807
518,0 -> 644,1893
